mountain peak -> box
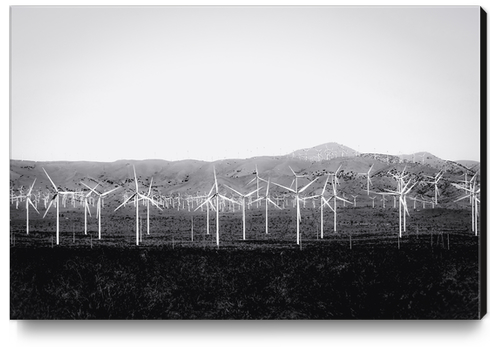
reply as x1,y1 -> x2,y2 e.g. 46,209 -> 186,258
287,142 -> 358,161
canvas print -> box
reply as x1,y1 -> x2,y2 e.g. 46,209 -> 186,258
10,5 -> 484,319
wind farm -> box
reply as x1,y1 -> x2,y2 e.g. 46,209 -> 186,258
10,142 -> 482,320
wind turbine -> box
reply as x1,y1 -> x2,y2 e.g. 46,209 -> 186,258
382,178 -> 417,237
409,196 -> 419,210
332,165 -> 342,188
380,194 -> 388,209
453,172 -> 480,236
272,167 -> 318,245
42,168 -> 74,245
10,186 -> 15,205
142,177 -> 159,235
195,186 -> 216,235
246,164 -> 263,208
224,184 -> 260,240
17,178 -> 39,235
330,179 -> 352,232
82,182 -> 119,239
114,166 -> 161,245
42,192 -> 50,208
369,195 -> 376,208
351,195 -> 358,207
458,172 -> 471,203
250,177 -> 282,234
341,192 -> 348,207
194,166 -> 236,247
317,176 -> 335,238
79,182 -> 99,235
425,171 -> 443,205
360,164 -> 374,195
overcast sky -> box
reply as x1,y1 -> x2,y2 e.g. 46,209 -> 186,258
10,6 -> 481,162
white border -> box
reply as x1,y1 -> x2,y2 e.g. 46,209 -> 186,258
4,1 -> 488,347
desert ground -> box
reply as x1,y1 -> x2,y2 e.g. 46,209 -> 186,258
10,201 -> 480,319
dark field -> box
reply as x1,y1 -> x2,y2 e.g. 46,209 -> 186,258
10,205 -> 481,319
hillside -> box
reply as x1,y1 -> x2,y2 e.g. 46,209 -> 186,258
10,143 -> 479,210
287,142 -> 358,161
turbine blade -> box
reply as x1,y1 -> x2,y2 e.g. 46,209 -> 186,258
258,176 -> 268,184
194,196 -> 213,211
27,178 -> 37,196
42,168 -> 58,192
149,197 -> 164,211
147,177 -> 153,196
208,198 -> 216,211
245,187 -> 261,197
455,194 -> 471,202
401,199 -> 410,216
267,198 -> 282,209
81,182 -> 100,197
28,199 -> 39,214
114,193 -> 136,211
336,196 -> 352,204
271,181 -> 296,193
101,187 -> 119,197
43,199 -> 55,218
322,176 -> 329,195
299,177 -> 318,193
213,166 -> 218,193
220,194 -> 240,205
246,177 -> 256,186
249,197 -> 264,205
133,165 -> 139,192
224,184 -> 244,197
208,183 -> 216,197
404,182 -> 417,195
323,197 -> 334,212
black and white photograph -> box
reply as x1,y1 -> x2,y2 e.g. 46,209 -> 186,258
8,3 -> 484,326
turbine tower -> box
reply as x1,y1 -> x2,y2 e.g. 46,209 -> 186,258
251,177 -> 282,234
247,164 -> 264,208
80,182 -> 99,235
318,176 -> 334,238
194,166 -> 236,247
351,195 -> 358,207
454,172 -> 480,236
114,166 -> 161,245
360,164 -> 374,195
272,167 -> 318,245
17,178 -> 39,235
383,178 -> 417,237
42,168 -> 73,245
224,184 -> 260,240
425,171 -> 443,205
330,178 -> 352,232
82,182 -> 119,239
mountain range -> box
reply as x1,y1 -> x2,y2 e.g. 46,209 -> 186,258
10,142 -> 479,207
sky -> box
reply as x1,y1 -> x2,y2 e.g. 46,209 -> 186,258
10,5 -> 481,162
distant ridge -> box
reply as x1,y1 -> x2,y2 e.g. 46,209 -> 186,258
455,160 -> 480,170
287,142 -> 358,161
10,139 -> 480,207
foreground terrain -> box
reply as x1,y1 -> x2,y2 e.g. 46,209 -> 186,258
11,236 -> 479,319
10,206 -> 481,319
